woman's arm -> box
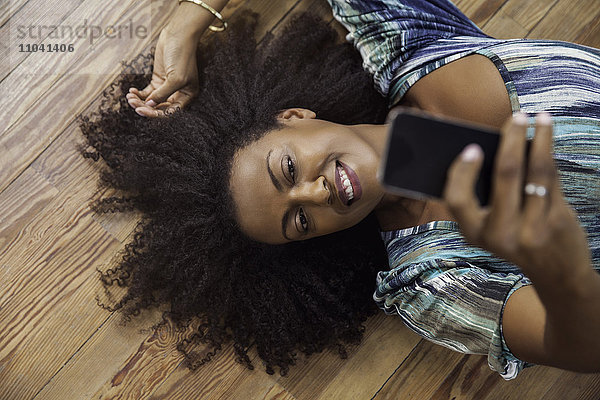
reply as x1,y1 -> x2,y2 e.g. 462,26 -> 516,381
326,0 -> 490,98
503,274 -> 600,372
175,0 -> 230,39
444,112 -> 600,372
127,0 -> 230,117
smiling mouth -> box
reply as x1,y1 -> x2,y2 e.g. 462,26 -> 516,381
334,160 -> 362,206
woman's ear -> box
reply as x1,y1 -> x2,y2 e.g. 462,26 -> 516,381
276,108 -> 317,121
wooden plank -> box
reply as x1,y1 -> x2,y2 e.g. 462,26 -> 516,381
294,314 -> 419,400
481,9 -> 529,39
491,0 -> 557,31
262,383 -> 298,400
0,0 -> 156,127
0,109 -> 140,400
0,0 -> 173,194
30,100 -> 145,244
0,167 -> 58,257
0,0 -> 15,78
246,0 -> 302,40
574,13 -> 600,49
458,0 -> 558,39
35,306 -> 176,400
0,202 -> 122,400
0,0 -> 28,29
1,0 -> 80,82
267,0 -> 337,45
146,314 -> 415,400
527,0 -> 600,43
217,366 -> 296,400
372,340 -> 475,400
147,344 -> 277,400
371,340 -> 560,400
480,369 -> 600,400
453,0 -> 507,28
373,337 -> 600,400
539,371 -> 600,400
480,0 -> 557,40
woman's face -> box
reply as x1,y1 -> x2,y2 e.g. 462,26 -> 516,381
229,108 -> 388,244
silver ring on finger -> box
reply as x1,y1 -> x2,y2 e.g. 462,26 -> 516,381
524,183 -> 547,197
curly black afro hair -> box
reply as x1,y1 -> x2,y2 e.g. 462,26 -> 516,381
77,9 -> 391,376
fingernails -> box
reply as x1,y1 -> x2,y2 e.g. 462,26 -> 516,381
135,108 -> 145,117
537,112 -> 552,125
513,112 -> 528,125
145,99 -> 156,107
461,144 -> 482,162
166,106 -> 181,115
129,87 -> 136,93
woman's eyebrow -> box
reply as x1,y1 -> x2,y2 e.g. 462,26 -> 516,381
266,149 -> 292,241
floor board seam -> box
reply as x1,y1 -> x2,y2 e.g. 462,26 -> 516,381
370,338 -> 424,400
30,312 -> 113,400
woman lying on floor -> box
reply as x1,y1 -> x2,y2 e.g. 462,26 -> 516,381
81,0 -> 600,379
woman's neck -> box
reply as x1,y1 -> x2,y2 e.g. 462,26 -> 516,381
349,119 -> 455,231
375,195 -> 455,232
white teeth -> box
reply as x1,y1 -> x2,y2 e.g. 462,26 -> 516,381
337,164 -> 355,201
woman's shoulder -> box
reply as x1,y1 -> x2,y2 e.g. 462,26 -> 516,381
401,53 -> 513,129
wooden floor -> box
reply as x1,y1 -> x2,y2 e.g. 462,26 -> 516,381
1,0 -> 600,399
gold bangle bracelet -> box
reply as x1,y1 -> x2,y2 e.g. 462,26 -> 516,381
178,0 -> 228,32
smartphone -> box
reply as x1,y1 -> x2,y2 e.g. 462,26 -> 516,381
378,107 -> 530,206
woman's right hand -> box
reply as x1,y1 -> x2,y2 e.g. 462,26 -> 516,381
444,113 -> 600,370
126,0 -> 229,118
126,25 -> 201,118
443,112 -> 593,283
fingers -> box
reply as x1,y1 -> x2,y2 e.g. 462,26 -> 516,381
126,92 -> 145,108
164,90 -> 196,115
443,143 -> 487,241
489,113 -> 529,225
385,105 -> 404,124
444,112 -> 533,248
127,90 -> 184,118
136,106 -> 162,118
128,83 -> 196,118
144,77 -> 186,106
131,85 -> 153,100
521,113 -> 555,232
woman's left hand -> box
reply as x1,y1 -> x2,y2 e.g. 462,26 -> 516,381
443,112 -> 592,279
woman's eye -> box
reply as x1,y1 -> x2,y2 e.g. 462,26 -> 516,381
287,157 -> 295,182
298,208 -> 308,231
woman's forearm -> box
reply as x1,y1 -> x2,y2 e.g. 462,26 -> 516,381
443,112 -> 600,372
171,0 -> 231,40
532,264 -> 600,372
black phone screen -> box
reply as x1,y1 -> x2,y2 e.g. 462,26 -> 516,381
378,108 -> 524,206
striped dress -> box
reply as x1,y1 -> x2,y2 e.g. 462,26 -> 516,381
327,0 -> 600,380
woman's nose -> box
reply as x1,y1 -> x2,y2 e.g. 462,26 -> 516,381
290,176 -> 330,206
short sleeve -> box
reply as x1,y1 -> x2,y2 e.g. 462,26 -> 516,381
326,0 -> 490,96
373,259 -> 537,380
